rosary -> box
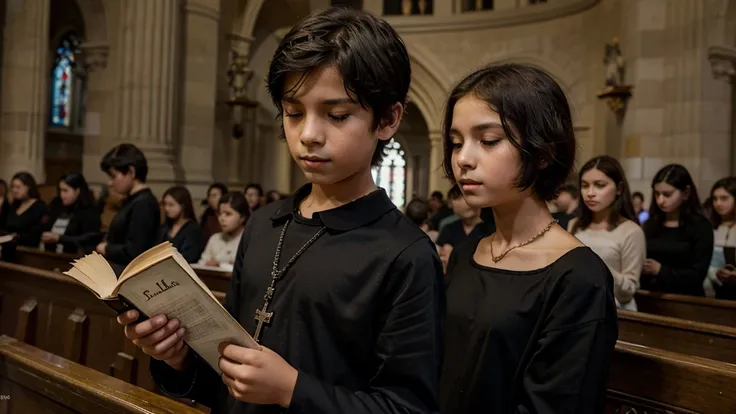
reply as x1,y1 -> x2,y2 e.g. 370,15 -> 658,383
253,219 -> 327,343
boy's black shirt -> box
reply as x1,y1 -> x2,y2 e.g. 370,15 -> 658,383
151,184 -> 446,414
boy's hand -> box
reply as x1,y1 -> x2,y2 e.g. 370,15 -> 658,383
117,310 -> 189,370
218,343 -> 298,407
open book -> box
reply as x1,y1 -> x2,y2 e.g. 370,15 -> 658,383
0,234 -> 13,244
64,242 -> 258,374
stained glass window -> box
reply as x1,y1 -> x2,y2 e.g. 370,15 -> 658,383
50,34 -> 81,128
372,138 -> 407,207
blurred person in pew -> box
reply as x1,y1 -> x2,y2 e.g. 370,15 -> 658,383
96,143 -> 160,273
200,183 -> 228,246
632,191 -> 650,224
569,156 -> 645,311
436,184 -> 491,270
404,197 -> 439,243
439,64 -> 617,413
40,172 -> 102,254
550,182 -> 579,230
244,183 -> 263,213
198,191 -> 249,271
1,172 -> 47,252
158,186 -> 203,264
704,177 -> 736,300
0,179 -> 8,229
642,164 -> 713,296
265,190 -> 283,204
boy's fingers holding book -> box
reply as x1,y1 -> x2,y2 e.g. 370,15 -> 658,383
116,310 -> 139,325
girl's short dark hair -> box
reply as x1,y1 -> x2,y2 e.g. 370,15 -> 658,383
162,186 -> 196,222
708,176 -> 736,229
59,172 -> 95,209
571,156 -> 636,234
644,164 -> 704,236
219,192 -> 251,221
267,6 -> 410,167
442,63 -> 576,201
100,143 -> 149,182
11,171 -> 40,200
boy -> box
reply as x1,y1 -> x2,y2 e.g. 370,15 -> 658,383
97,143 -> 160,272
117,7 -> 445,414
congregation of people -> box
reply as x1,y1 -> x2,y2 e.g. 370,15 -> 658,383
0,145 -> 285,274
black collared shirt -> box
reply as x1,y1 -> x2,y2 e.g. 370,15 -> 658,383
105,188 -> 160,271
151,184 -> 446,414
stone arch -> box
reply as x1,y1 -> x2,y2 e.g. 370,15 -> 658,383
406,44 -> 452,132
240,0 -> 266,38
73,0 -> 106,43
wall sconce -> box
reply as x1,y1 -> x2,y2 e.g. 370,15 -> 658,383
226,50 -> 258,139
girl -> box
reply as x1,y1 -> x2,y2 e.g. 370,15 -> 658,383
704,177 -> 736,300
569,156 -> 646,310
439,63 -> 617,413
2,172 -> 47,248
40,172 -> 102,254
200,183 -> 228,245
642,164 -> 713,296
199,191 -> 249,270
244,183 -> 263,213
158,186 -> 203,264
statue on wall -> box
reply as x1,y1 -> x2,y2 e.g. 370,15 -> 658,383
603,37 -> 625,87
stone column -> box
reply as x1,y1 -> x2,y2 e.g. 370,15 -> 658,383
0,0 -> 51,182
113,0 -> 181,185
80,42 -> 109,187
179,0 -> 221,199
225,33 -> 255,188
708,45 -> 736,174
428,130 -> 450,196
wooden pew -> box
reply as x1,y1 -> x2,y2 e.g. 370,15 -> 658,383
636,289 -> 736,328
618,309 -> 736,364
10,247 -> 232,290
607,341 -> 736,413
0,335 -> 205,413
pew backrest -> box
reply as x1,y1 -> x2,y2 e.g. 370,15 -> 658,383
636,289 -> 736,328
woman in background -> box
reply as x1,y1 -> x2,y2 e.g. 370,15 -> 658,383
158,186 -> 203,263
40,172 -> 102,254
569,156 -> 645,310
199,191 -> 249,271
244,182 -> 263,212
2,172 -> 47,248
704,177 -> 736,300
199,183 -> 227,245
642,164 -> 713,296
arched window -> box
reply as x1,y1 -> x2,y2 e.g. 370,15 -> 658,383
372,138 -> 407,207
49,33 -> 84,130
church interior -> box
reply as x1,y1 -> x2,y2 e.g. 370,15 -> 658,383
0,0 -> 735,412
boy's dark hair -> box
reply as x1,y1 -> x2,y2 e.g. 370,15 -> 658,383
448,185 -> 463,200
632,191 -> 644,201
245,183 -> 264,196
266,6 -> 411,166
219,191 -> 251,221
442,63 -> 576,201
100,143 -> 149,183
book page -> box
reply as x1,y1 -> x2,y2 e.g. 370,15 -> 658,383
117,257 -> 258,374
0,234 -> 13,244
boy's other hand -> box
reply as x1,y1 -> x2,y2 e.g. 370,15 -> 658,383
117,310 -> 189,370
218,343 -> 298,407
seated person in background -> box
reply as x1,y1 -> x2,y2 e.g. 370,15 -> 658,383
437,184 -> 490,269
428,190 -> 453,231
405,198 -> 439,242
569,156 -> 645,311
199,191 -> 249,270
551,182 -> 579,230
632,191 -> 650,224
2,172 -> 47,249
40,172 -> 102,254
705,177 -> 736,300
199,182 -> 227,245
266,189 -> 284,204
244,182 -> 263,213
0,179 -> 8,229
642,164 -> 713,296
157,186 -> 203,264
96,143 -> 160,272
